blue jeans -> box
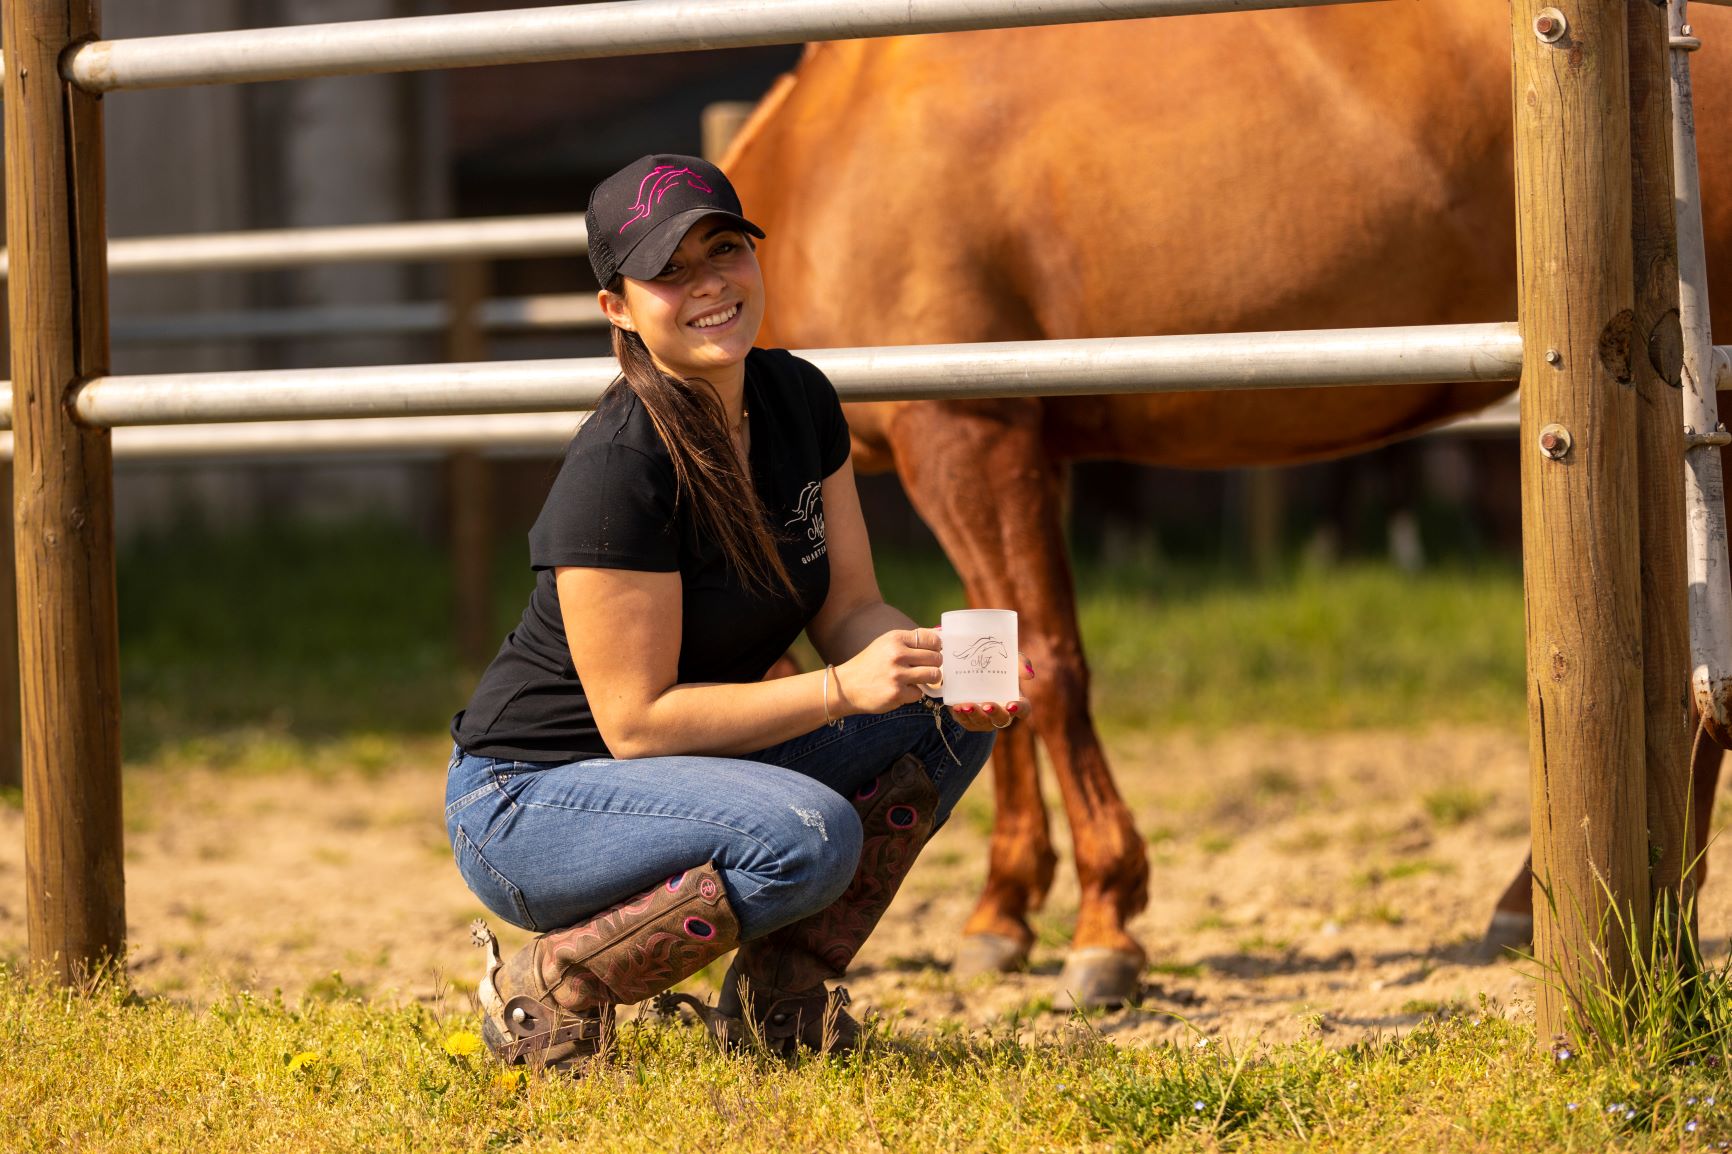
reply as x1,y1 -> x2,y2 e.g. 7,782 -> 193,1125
444,698 -> 994,941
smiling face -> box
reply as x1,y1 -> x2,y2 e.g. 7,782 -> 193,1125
598,213 -> 765,383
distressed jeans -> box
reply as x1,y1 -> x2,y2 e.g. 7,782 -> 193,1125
444,698 -> 994,941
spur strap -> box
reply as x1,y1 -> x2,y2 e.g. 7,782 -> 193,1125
496,994 -> 606,1064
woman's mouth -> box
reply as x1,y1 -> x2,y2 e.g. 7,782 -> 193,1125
688,303 -> 741,333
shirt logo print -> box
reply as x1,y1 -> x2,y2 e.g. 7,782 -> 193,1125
786,481 -> 825,542
786,480 -> 828,565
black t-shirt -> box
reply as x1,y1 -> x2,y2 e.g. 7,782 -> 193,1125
451,347 -> 851,762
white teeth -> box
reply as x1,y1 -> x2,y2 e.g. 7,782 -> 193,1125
691,304 -> 738,329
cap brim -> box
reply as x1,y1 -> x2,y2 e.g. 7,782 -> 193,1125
614,207 -> 767,281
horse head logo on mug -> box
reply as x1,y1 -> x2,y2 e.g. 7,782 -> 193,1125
952,637 -> 1010,670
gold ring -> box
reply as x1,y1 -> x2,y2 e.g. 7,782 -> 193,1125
989,712 -> 1015,730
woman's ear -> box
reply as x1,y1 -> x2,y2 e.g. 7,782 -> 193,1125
597,288 -> 635,332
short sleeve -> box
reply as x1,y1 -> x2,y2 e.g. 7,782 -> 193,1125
799,358 -> 852,477
528,440 -> 679,571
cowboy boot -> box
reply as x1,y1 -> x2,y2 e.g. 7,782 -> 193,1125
710,754 -> 940,1055
471,860 -> 739,1073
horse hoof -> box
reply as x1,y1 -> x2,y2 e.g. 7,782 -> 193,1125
1054,948 -> 1143,1011
952,933 -> 1030,978
1478,910 -> 1532,959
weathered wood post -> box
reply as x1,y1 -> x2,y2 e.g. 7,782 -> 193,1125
1243,468 -> 1283,582
2,0 -> 126,980
1627,0 -> 1693,925
1512,0 -> 1650,1037
0,248 -> 21,793
445,258 -> 494,669
702,102 -> 757,166
0,450 -> 20,795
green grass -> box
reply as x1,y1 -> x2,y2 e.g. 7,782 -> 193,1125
4,969 -> 1730,1153
113,520 -> 1524,767
118,520 -> 472,767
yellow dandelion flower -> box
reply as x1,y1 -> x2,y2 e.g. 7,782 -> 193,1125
443,1029 -> 484,1058
286,1051 -> 321,1073
493,1070 -> 528,1094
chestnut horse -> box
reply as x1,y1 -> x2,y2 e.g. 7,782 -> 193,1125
723,0 -> 1732,1005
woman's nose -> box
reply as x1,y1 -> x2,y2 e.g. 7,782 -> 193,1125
688,257 -> 727,294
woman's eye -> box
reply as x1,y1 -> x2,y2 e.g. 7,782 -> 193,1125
713,241 -> 737,255
655,264 -> 681,279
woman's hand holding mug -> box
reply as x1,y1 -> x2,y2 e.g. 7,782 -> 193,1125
832,627 -> 944,715
946,649 -> 1034,732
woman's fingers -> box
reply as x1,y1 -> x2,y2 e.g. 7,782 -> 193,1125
899,626 -> 942,655
948,698 -> 1034,731
948,702 -> 989,731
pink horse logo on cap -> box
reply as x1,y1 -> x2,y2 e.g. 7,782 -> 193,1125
619,166 -> 714,234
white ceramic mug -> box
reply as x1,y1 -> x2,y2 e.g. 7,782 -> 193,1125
938,609 -> 1019,705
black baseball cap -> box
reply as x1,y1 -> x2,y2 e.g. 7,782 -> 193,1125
586,154 -> 766,287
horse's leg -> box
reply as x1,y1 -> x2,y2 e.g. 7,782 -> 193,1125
1691,725 -> 1723,892
1482,854 -> 1535,956
1486,722 -> 1726,956
888,399 -> 1148,1007
954,714 -> 1055,977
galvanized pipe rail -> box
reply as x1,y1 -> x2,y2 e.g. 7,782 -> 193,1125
0,214 -> 588,279
28,322 -> 1523,429
0,413 -> 591,462
111,293 -> 605,345
3,330 -> 1730,435
42,0 -> 1385,92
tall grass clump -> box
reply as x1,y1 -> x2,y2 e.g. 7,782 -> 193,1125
1533,878 -> 1732,1073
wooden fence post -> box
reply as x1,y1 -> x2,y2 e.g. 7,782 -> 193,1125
445,258 -> 494,669
0,262 -> 20,794
0,459 -> 19,795
1628,0 -> 1693,925
702,102 -> 757,165
1512,0 -> 1649,1038
3,0 -> 125,981
1243,468 -> 1283,581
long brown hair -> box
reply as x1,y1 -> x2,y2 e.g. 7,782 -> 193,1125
607,313 -> 797,601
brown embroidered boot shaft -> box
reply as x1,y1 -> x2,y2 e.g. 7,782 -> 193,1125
475,861 -> 739,1072
720,754 -> 939,1053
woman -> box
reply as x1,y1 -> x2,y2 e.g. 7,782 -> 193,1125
446,154 -> 1032,1073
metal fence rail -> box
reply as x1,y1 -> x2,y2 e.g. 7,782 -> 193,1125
19,322 -> 1524,430
0,214 -> 587,279
6,0 -> 1719,86
52,0 -> 1385,92
0,412 -> 590,461
111,293 -> 605,344
4,334 -> 1724,437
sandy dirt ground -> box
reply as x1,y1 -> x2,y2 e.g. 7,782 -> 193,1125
3,727 -> 1728,1047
